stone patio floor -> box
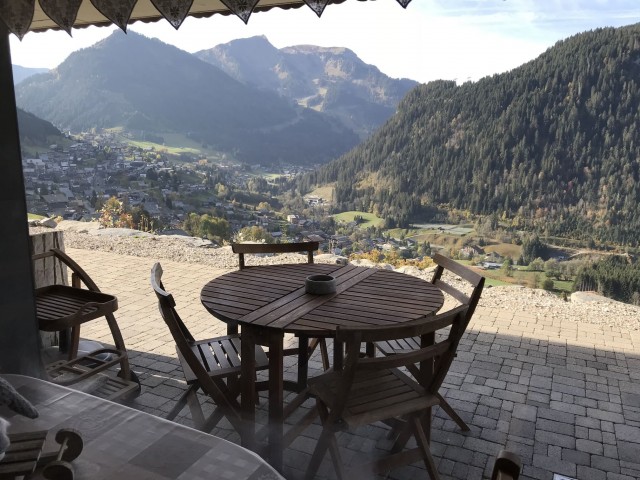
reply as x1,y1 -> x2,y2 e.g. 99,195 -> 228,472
68,248 -> 640,480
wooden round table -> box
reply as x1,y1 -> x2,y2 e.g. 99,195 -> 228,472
201,263 -> 444,334
200,263 -> 444,471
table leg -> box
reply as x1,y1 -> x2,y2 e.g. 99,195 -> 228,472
267,329 -> 284,473
333,339 -> 343,371
297,335 -> 309,391
241,327 -> 257,451
421,331 -> 436,444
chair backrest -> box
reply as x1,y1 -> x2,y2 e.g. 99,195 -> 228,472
150,262 -> 243,429
336,305 -> 470,395
32,248 -> 100,291
150,262 -> 195,343
431,253 -> 485,326
231,241 -> 319,269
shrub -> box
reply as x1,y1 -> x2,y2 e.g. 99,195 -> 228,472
542,279 -> 554,291
99,197 -> 134,229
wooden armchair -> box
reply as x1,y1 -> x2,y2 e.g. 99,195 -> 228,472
33,248 -> 138,399
296,305 -> 470,480
151,262 -> 269,434
375,253 -> 485,431
231,242 -> 330,390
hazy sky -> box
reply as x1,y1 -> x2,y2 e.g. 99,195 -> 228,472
8,0 -> 640,84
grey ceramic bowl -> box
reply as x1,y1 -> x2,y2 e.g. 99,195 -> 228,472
305,274 -> 336,295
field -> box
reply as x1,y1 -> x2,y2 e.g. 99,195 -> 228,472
28,213 -> 45,220
461,262 -> 574,294
404,229 -> 577,294
332,211 -> 384,228
483,242 -> 522,259
125,139 -> 201,156
22,135 -> 73,157
307,185 -> 334,203
108,129 -> 228,159
411,223 -> 474,235
407,232 -> 470,251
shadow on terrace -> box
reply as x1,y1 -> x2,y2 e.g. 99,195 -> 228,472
63,248 -> 640,480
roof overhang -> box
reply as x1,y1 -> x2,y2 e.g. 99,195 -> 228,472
2,0 -> 409,38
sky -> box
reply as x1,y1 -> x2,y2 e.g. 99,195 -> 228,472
8,0 -> 640,84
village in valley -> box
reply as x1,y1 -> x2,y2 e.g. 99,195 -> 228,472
23,132 -> 311,237
24,131 -> 625,301
23,132 -> 377,252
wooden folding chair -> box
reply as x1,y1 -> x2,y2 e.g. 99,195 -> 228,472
150,262 -> 268,434
231,242 -> 330,390
376,253 -> 485,431
297,305 -> 470,480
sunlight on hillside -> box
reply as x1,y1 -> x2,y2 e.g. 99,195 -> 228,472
308,185 -> 334,203
332,211 -> 384,228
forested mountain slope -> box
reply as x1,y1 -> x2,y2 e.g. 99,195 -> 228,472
17,108 -> 63,145
15,32 -> 359,166
301,24 -> 640,246
196,36 -> 417,138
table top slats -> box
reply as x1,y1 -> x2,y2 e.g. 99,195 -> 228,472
356,280 -> 437,296
293,317 -> 385,333
201,280 -> 285,297
200,291 -> 269,310
206,304 -> 254,320
233,263 -> 338,283
337,289 -> 444,311
348,280 -> 443,299
305,309 -> 406,327
201,265 -> 444,335
226,265 -> 361,327
300,312 -> 397,328
302,308 -> 402,324
202,279 -> 293,298
254,267 -> 378,329
306,304 -> 419,325
325,294 -> 434,317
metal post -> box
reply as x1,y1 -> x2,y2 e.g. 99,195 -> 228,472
0,24 -> 45,376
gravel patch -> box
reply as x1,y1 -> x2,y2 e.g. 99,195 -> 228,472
30,222 -> 640,331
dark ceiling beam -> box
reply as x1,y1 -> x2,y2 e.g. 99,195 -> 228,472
0,23 -> 44,377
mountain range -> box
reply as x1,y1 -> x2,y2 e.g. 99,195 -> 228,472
301,23 -> 640,247
12,66 -> 63,148
12,65 -> 48,85
195,36 -> 417,139
15,32 -> 413,166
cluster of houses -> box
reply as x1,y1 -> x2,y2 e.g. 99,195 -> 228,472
23,135 -> 166,221
21,133 -> 329,239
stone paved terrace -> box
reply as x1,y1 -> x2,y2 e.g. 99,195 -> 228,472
67,247 -> 640,480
